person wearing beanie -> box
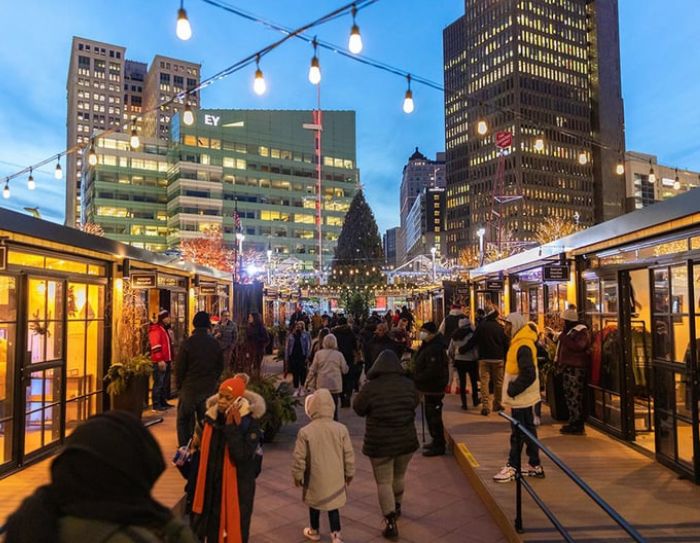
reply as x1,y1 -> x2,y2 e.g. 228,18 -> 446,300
191,376 -> 266,543
413,321 -> 449,456
555,305 -> 591,435
493,313 -> 545,483
175,311 -> 223,446
148,309 -> 174,411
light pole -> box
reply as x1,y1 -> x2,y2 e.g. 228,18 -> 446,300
266,241 -> 273,284
430,246 -> 437,283
236,232 -> 245,282
477,227 -> 486,267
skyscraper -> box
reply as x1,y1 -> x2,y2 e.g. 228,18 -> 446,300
66,37 -> 200,226
443,0 -> 625,259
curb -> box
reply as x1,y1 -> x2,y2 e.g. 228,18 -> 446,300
446,431 -> 522,543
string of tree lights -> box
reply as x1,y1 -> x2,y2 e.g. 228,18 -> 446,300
3,0 -> 636,200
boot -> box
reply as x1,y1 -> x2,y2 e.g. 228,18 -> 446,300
382,512 -> 399,540
395,502 -> 402,518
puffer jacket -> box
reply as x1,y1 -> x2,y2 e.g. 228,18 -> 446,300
306,348 -> 349,393
459,310 -> 508,360
502,323 -> 540,409
353,350 -> 419,458
59,517 -> 197,543
413,334 -> 449,394
291,389 -> 355,511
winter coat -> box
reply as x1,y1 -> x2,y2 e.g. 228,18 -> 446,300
353,350 -> 420,458
448,325 -> 478,362
59,517 -> 197,543
306,348 -> 349,393
502,324 -> 540,409
460,310 -> 509,361
175,328 -> 224,400
148,322 -> 173,363
285,331 -> 312,362
439,310 -> 467,342
556,324 -> 591,369
332,324 -> 358,365
292,389 -> 355,511
363,334 -> 403,370
413,333 -> 450,394
214,319 -> 237,351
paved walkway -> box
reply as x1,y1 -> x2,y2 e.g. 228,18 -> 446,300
443,394 -> 700,542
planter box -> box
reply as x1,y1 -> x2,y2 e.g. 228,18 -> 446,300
110,375 -> 149,420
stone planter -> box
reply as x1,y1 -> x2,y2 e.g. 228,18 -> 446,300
110,374 -> 149,420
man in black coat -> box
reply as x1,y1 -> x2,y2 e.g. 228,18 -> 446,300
413,322 -> 449,457
363,322 -> 403,374
354,350 -> 419,539
175,311 -> 224,446
438,304 -> 467,344
332,317 -> 359,407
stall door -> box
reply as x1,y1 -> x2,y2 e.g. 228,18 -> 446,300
21,277 -> 65,460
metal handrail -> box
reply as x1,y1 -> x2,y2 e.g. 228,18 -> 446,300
499,411 -> 646,542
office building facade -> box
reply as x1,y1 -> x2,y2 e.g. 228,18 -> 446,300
405,186 -> 445,261
383,227 -> 400,267
443,0 -> 625,258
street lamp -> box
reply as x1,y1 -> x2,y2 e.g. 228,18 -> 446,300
430,246 -> 437,283
477,227 -> 486,267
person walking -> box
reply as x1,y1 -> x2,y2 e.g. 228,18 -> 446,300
460,302 -> 508,416
493,313 -> 545,482
174,311 -> 224,447
148,309 -> 174,412
364,322 -> 402,374
556,307 -> 591,435
292,389 -> 355,543
4,411 -> 197,543
413,322 -> 449,457
240,312 -> 269,379
286,321 -> 312,397
438,304 -> 467,343
353,350 -> 419,541
310,327 -> 330,362
190,376 -> 266,543
214,310 -> 237,369
448,317 -> 480,410
306,334 -> 348,420
332,317 -> 359,407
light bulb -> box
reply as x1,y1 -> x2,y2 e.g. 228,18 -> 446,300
477,120 -> 488,135
403,89 -> 414,114
534,137 -> 544,152
253,68 -> 267,95
674,180 -> 681,191
176,7 -> 192,41
2,183 -> 9,199
54,157 -> 63,179
349,25 -> 363,54
88,143 -> 97,166
308,56 -> 321,85
578,152 -> 588,165
28,169 -> 35,191
649,169 -> 656,183
130,128 -> 140,149
183,104 -> 194,126
615,163 -> 624,175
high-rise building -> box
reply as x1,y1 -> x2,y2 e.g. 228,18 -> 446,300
383,227 -> 400,267
404,186 -> 445,261
66,37 -> 199,226
624,151 -> 700,211
443,0 -> 625,259
398,148 -> 445,264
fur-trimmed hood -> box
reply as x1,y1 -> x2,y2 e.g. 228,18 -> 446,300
204,389 -> 267,420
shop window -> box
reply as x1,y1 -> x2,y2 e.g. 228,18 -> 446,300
0,276 -> 17,464
27,279 -> 64,364
8,251 -> 45,269
46,257 -> 88,275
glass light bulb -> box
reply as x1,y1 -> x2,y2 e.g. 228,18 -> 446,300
534,138 -> 544,152
2,184 -> 9,199
28,176 -> 36,190
649,172 -> 656,183
88,147 -> 97,166
253,69 -> 267,95
183,108 -> 195,126
54,162 -> 63,179
176,8 -> 192,41
348,25 -> 363,54
403,89 -> 414,114
615,163 -> 624,175
308,57 -> 321,85
130,132 -> 140,149
674,181 -> 681,190
477,120 -> 488,135
578,152 -> 588,165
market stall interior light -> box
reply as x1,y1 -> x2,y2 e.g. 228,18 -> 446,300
176,0 -> 192,41
27,168 -> 35,191
87,142 -> 97,166
183,103 -> 195,126
54,156 -> 63,179
253,55 -> 267,95
477,119 -> 488,136
308,39 -> 321,85
348,5 -> 363,54
403,75 -> 414,114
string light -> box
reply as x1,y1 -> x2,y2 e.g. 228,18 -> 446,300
674,169 -> 681,190
308,39 -> 321,85
87,142 -> 97,167
27,168 -> 36,191
534,136 -> 545,152
348,5 -> 363,54
649,160 -> 656,183
2,180 -> 9,200
130,120 -> 140,150
578,151 -> 588,165
183,103 -> 195,126
615,162 -> 625,175
477,119 -> 488,136
253,55 -> 267,95
402,75 -> 414,114
176,0 -> 192,41
54,155 -> 63,179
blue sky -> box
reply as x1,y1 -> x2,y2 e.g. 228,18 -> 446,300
1,1 -> 699,233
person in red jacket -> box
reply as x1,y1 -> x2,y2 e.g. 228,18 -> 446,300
148,309 -> 173,412
555,307 -> 591,435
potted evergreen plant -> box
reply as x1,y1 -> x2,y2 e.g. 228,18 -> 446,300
247,375 -> 298,442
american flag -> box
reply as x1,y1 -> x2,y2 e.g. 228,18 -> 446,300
233,199 -> 242,232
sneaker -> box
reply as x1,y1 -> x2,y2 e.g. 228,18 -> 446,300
395,503 -> 402,518
526,464 -> 545,478
382,513 -> 399,540
493,465 -> 517,483
422,447 -> 446,457
303,527 -> 321,541
481,407 -> 490,416
330,531 -> 344,543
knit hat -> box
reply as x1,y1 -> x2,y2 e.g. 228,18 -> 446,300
421,321 -> 438,334
219,376 -> 246,398
192,311 -> 211,328
562,308 -> 579,322
158,309 -> 169,320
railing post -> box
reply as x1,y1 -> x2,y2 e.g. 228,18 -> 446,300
514,420 -> 524,533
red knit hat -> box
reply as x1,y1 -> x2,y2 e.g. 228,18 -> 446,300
219,376 -> 246,398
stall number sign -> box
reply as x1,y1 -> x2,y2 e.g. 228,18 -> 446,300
131,271 -> 157,288
543,265 -> 569,282
486,279 -> 504,291
0,246 -> 6,271
199,284 -> 218,295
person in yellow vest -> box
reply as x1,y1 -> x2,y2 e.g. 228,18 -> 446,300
493,313 -> 546,483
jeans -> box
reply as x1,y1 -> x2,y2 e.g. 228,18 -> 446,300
177,395 -> 206,446
424,394 -> 445,449
479,360 -> 504,411
562,366 -> 586,427
341,363 -> 361,406
369,453 -> 413,516
151,364 -> 167,408
310,508 -> 341,532
289,356 -> 307,388
331,393 -> 341,421
455,360 -> 479,407
163,362 -> 172,401
508,406 -> 541,469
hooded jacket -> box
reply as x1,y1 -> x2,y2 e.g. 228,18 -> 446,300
502,317 -> 540,409
353,350 -> 420,458
306,348 -> 349,393
459,310 -> 509,360
175,328 -> 224,399
439,309 -> 467,342
556,324 -> 591,369
413,333 -> 449,394
363,333 -> 403,370
291,389 -> 355,511
448,322 -> 478,362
